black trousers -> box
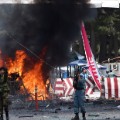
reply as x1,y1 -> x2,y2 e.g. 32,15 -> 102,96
0,93 -> 9,120
0,92 -> 3,120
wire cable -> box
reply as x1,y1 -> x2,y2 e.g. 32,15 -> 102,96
6,32 -> 55,69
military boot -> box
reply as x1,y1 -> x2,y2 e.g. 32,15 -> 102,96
71,115 -> 79,120
0,116 -> 3,120
4,106 -> 9,120
0,113 -> 3,120
83,117 -> 86,120
82,112 -> 86,120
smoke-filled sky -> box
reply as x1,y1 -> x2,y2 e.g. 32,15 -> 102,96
0,0 -> 95,67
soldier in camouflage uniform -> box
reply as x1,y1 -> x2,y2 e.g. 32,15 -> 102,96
0,67 -> 9,120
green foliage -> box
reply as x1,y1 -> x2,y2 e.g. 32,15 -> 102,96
95,9 -> 120,37
93,8 -> 120,61
72,8 -> 120,62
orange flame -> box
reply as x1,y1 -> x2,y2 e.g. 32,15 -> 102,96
6,50 -> 48,100
7,50 -> 27,76
22,61 -> 47,100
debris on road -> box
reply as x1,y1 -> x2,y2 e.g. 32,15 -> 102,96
88,113 -> 100,117
19,115 -> 34,118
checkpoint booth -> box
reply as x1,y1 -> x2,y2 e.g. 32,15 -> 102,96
53,66 -> 99,100
54,76 -> 120,100
53,65 -> 120,100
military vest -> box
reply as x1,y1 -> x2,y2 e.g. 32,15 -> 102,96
0,74 -> 9,93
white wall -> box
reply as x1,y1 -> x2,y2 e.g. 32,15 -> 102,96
102,62 -> 120,76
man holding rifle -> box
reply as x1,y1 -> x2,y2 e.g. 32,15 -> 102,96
72,67 -> 88,120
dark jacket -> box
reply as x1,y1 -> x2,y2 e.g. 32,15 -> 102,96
73,75 -> 86,90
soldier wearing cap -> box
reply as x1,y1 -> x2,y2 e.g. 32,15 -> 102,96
80,67 -> 88,80
0,67 -> 9,120
72,67 -> 88,120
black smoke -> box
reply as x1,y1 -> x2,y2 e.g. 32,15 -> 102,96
0,0 -> 95,72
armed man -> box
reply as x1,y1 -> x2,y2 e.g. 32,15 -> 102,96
0,67 -> 10,120
72,67 -> 88,120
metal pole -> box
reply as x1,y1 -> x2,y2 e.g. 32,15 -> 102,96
70,66 -> 71,77
59,67 -> 61,78
35,85 -> 38,111
67,66 -> 69,78
74,65 -> 76,77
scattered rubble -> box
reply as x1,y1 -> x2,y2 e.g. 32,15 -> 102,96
19,115 -> 34,118
116,105 -> 120,109
88,113 -> 100,117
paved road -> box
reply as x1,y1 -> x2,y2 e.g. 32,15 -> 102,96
3,101 -> 120,120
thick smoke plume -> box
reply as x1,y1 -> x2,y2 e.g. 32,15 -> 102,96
0,0 -> 94,74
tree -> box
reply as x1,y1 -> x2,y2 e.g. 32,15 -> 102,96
93,8 -> 120,62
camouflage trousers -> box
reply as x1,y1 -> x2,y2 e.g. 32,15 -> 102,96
0,92 -> 9,120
